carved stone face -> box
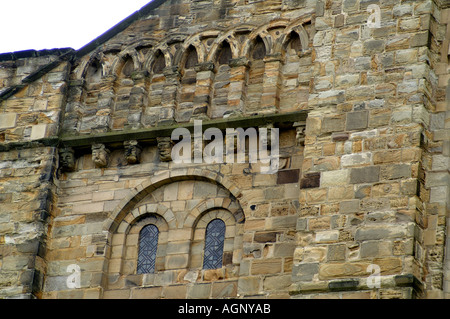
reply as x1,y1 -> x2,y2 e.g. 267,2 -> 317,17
92,144 -> 109,168
157,137 -> 172,162
124,140 -> 141,164
59,148 -> 75,172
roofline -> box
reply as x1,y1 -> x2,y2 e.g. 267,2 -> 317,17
0,0 -> 167,101
75,0 -> 166,58
0,48 -> 74,62
0,0 -> 166,62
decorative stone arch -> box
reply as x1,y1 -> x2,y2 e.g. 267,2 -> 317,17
77,50 -> 105,80
83,57 -> 104,84
110,50 -> 141,78
178,30 -> 222,65
276,21 -> 311,55
129,38 -> 159,65
103,169 -> 246,290
118,203 -> 176,234
207,31 -> 240,62
103,168 -> 245,234
108,204 -> 172,276
187,197 -> 245,272
184,197 -> 244,229
78,50 -> 112,83
143,44 -> 173,73
241,31 -> 272,59
173,40 -> 206,68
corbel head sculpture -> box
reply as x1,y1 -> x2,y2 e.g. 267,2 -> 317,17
59,147 -> 75,172
156,137 -> 173,162
92,144 -> 110,168
124,140 -> 142,164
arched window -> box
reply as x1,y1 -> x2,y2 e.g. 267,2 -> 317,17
203,219 -> 226,269
137,224 -> 159,274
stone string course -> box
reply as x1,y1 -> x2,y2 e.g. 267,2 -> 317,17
0,0 -> 448,299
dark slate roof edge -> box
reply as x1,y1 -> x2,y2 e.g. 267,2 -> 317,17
0,0 -> 166,61
0,0 -> 166,101
0,48 -> 74,62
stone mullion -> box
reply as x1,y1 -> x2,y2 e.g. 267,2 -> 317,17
261,53 -> 282,113
64,79 -> 84,133
228,57 -> 249,114
161,66 -> 179,122
194,62 -> 215,118
127,71 -> 149,129
98,75 -> 116,131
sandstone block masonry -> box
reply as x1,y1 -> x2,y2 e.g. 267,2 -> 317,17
0,0 -> 449,299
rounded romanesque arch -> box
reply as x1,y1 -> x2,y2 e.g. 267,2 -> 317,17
110,50 -> 141,78
102,169 -> 246,295
184,197 -> 244,229
279,22 -> 311,54
109,206 -> 171,276
103,168 -> 244,234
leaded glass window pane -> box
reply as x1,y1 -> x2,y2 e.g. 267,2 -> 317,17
203,219 -> 226,269
137,224 -> 159,274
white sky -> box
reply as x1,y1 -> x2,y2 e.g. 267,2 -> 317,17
0,0 -> 152,53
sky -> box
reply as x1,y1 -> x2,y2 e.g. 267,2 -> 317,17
0,0 -> 152,53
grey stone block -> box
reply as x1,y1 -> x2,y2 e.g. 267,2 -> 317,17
340,200 -> 360,213
346,111 -> 368,131
292,263 -> 319,282
350,166 -> 380,184
322,115 -> 345,133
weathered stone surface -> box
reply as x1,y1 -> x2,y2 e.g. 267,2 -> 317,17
321,170 -> 349,187
346,111 -> 369,131
0,113 -> 17,129
350,166 -> 380,184
300,172 -> 320,189
292,263 -> 319,282
0,0 -> 446,301
354,224 -> 413,241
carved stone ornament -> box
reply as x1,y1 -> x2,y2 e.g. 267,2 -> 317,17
293,121 -> 306,146
124,140 -> 142,164
92,144 -> 110,168
59,147 -> 76,172
156,137 -> 173,162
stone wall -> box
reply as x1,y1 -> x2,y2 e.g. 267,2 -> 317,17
0,50 -> 71,298
0,0 -> 448,299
